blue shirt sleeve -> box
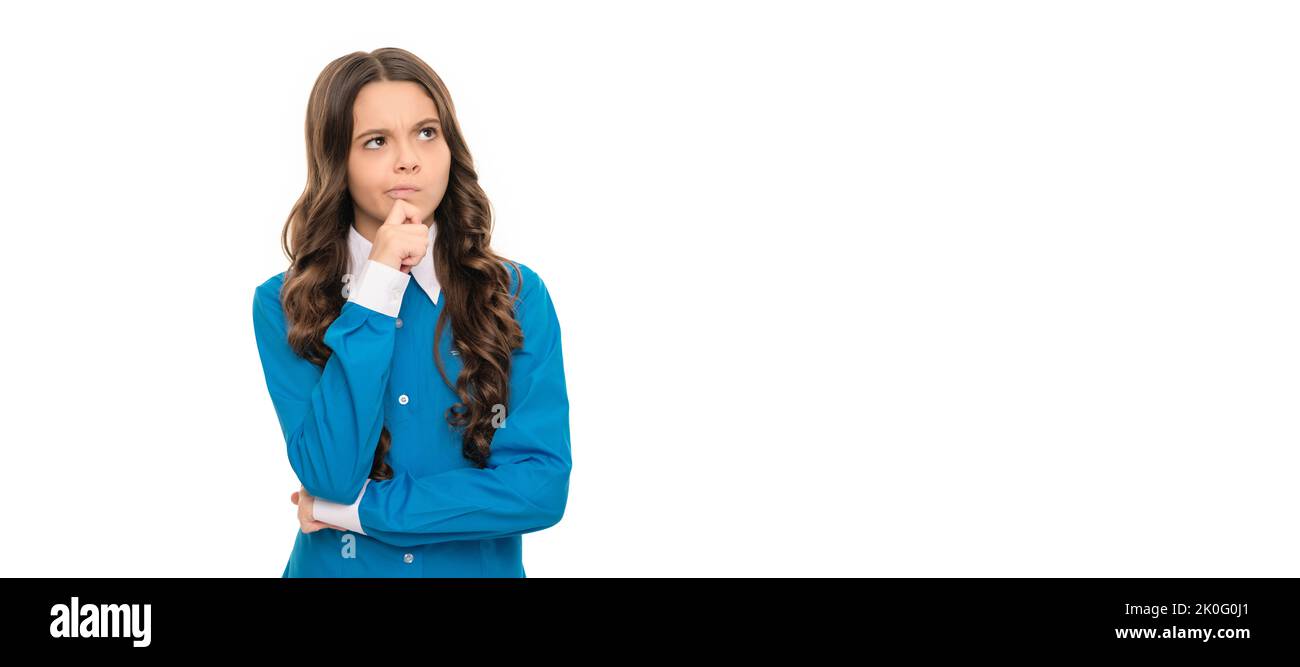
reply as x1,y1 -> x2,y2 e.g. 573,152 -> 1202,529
356,264 -> 573,548
252,274 -> 395,505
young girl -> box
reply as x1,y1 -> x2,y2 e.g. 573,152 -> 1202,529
252,48 -> 571,577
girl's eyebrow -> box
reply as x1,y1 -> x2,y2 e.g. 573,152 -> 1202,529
354,117 -> 440,140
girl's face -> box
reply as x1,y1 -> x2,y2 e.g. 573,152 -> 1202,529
347,80 -> 452,228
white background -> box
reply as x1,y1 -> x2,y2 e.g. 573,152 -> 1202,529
0,0 -> 1296,577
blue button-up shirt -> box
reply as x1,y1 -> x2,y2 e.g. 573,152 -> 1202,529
252,222 -> 571,577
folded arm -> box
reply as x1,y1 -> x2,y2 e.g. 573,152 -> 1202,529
313,265 -> 572,547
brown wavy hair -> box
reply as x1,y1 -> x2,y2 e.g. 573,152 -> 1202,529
276,47 -> 524,475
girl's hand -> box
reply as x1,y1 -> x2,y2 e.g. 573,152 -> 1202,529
370,199 -> 429,274
290,487 -> 350,533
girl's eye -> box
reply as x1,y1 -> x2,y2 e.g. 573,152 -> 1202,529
363,126 -> 439,149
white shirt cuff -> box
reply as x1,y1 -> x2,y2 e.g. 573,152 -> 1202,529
347,259 -> 409,318
312,478 -> 370,535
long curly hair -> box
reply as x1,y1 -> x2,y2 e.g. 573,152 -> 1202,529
276,47 -> 524,475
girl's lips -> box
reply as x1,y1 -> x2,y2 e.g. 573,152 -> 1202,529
387,188 -> 419,199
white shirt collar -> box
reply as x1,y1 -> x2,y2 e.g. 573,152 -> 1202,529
347,222 -> 440,306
